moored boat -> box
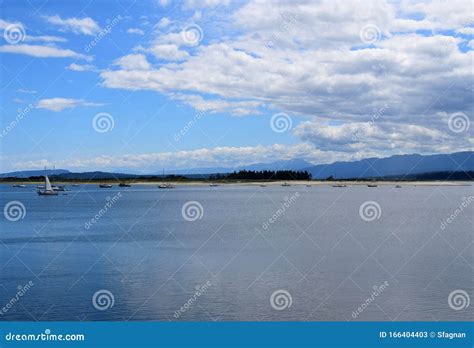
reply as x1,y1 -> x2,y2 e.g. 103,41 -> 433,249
99,184 -> 113,188
37,176 -> 58,196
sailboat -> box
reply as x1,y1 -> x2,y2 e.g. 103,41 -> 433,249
37,176 -> 58,196
158,169 -> 175,189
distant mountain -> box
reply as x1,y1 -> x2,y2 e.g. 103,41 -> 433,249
0,169 -> 70,178
242,158 -> 313,171
2,153 -> 473,180
306,151 -> 474,179
169,158 -> 314,175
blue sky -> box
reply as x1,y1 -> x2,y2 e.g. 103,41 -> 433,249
0,0 -> 472,173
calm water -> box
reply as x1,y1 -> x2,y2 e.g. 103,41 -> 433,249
0,183 -> 472,321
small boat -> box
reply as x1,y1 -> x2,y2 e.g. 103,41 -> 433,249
52,185 -> 65,191
119,182 -> 131,187
37,176 -> 58,196
99,184 -> 113,188
71,184 -> 80,187
209,183 -> 220,187
281,182 -> 291,187
259,184 -> 267,187
306,184 -> 312,187
158,183 -> 175,189
12,184 -> 26,188
37,185 -> 45,189
332,183 -> 347,188
395,185 -> 402,188
367,184 -> 378,188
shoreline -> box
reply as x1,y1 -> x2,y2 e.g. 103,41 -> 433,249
2,180 -> 471,187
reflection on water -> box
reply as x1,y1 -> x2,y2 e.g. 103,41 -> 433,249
0,184 -> 472,321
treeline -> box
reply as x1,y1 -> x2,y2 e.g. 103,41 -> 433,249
210,170 -> 312,181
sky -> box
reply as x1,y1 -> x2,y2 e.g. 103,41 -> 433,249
0,0 -> 472,173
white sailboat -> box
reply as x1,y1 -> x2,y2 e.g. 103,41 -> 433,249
37,175 -> 58,196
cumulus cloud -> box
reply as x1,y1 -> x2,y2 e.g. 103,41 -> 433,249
127,28 -> 144,35
0,44 -> 92,60
10,143 -> 364,172
66,63 -> 96,72
94,0 -> 473,161
36,98 -> 103,111
113,54 -> 151,70
45,15 -> 101,35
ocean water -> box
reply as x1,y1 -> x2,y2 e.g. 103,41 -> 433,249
0,183 -> 472,321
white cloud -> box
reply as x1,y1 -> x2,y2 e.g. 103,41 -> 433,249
10,143 -> 354,172
0,44 -> 92,60
66,63 -> 96,72
36,98 -> 103,112
157,17 -> 171,28
127,28 -> 144,35
113,54 -> 151,70
45,15 -> 100,35
184,0 -> 230,9
97,0 -> 473,160
25,35 -> 67,43
148,43 -> 189,60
